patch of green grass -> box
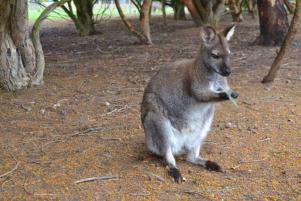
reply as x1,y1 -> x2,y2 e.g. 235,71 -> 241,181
29,7 -> 69,22
28,4 -> 173,22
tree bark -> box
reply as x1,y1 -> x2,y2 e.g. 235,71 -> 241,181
284,0 -> 294,14
0,0 -> 32,90
58,0 -> 96,36
257,0 -> 289,46
262,0 -> 300,83
228,0 -> 244,22
0,0 -> 69,91
31,0 -> 71,85
182,0 -> 225,27
174,1 -> 186,20
114,0 -> 150,44
182,0 -> 203,26
73,0 -> 95,36
247,0 -> 257,18
162,0 -> 167,24
140,0 -> 153,44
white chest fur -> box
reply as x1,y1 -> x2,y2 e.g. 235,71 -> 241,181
168,104 -> 215,155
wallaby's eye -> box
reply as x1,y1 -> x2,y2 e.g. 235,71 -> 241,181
211,52 -> 220,59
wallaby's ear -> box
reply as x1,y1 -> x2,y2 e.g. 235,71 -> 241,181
223,24 -> 236,41
200,26 -> 216,44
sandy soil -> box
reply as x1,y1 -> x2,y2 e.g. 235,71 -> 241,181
0,16 -> 300,201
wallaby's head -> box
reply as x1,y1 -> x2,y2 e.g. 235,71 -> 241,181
199,25 -> 235,77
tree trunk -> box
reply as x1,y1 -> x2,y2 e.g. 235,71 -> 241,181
58,0 -> 95,36
228,0 -> 244,22
182,0 -> 225,27
73,0 -> 95,36
114,0 -> 150,44
140,0 -> 152,44
0,0 -> 69,91
0,0 -> 32,91
162,0 -> 167,24
174,1 -> 186,20
247,0 -> 257,18
31,0 -> 71,85
257,0 -> 289,46
284,0 -> 294,14
262,0 -> 300,83
182,0 -> 203,25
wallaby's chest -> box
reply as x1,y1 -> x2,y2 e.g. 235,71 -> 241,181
168,104 -> 215,155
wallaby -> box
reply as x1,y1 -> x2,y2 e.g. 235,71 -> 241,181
140,25 -> 238,183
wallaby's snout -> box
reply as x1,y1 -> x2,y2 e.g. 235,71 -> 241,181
222,68 -> 231,77
221,59 -> 232,76
221,67 -> 231,77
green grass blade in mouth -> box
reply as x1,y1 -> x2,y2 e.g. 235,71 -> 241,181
226,90 -> 238,107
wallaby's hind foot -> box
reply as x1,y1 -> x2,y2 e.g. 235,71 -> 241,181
164,148 -> 184,183
167,167 -> 183,183
188,157 -> 223,172
205,160 -> 223,172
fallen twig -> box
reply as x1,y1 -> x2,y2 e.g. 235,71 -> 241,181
74,175 -> 118,184
1,177 -> 12,190
240,159 -> 264,163
34,193 -> 58,197
66,125 -> 124,138
103,105 -> 129,116
0,162 -> 20,178
97,137 -> 121,141
231,164 -> 242,170
242,101 -> 260,111
204,140 -> 219,145
41,139 -> 64,152
144,170 -> 165,182
23,177 -> 33,195
166,186 -> 237,195
242,100 -> 253,106
129,191 -> 151,196
258,137 -> 271,142
41,125 -> 125,151
231,158 -> 267,170
184,186 -> 237,194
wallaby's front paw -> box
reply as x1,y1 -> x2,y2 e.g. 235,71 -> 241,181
219,92 -> 229,100
205,160 -> 223,172
168,167 -> 183,183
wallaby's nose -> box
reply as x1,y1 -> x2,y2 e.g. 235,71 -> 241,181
222,67 -> 231,76
222,59 -> 232,76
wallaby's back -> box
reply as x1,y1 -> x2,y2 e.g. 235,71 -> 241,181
141,59 -> 195,124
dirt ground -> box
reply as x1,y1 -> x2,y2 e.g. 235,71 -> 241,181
0,15 -> 300,201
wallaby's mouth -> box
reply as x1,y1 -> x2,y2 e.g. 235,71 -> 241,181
205,62 -> 231,77
220,68 -> 231,77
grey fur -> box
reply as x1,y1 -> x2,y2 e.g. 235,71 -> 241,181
141,25 -> 237,182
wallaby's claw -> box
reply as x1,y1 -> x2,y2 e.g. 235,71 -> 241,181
168,167 -> 183,183
205,160 -> 223,172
